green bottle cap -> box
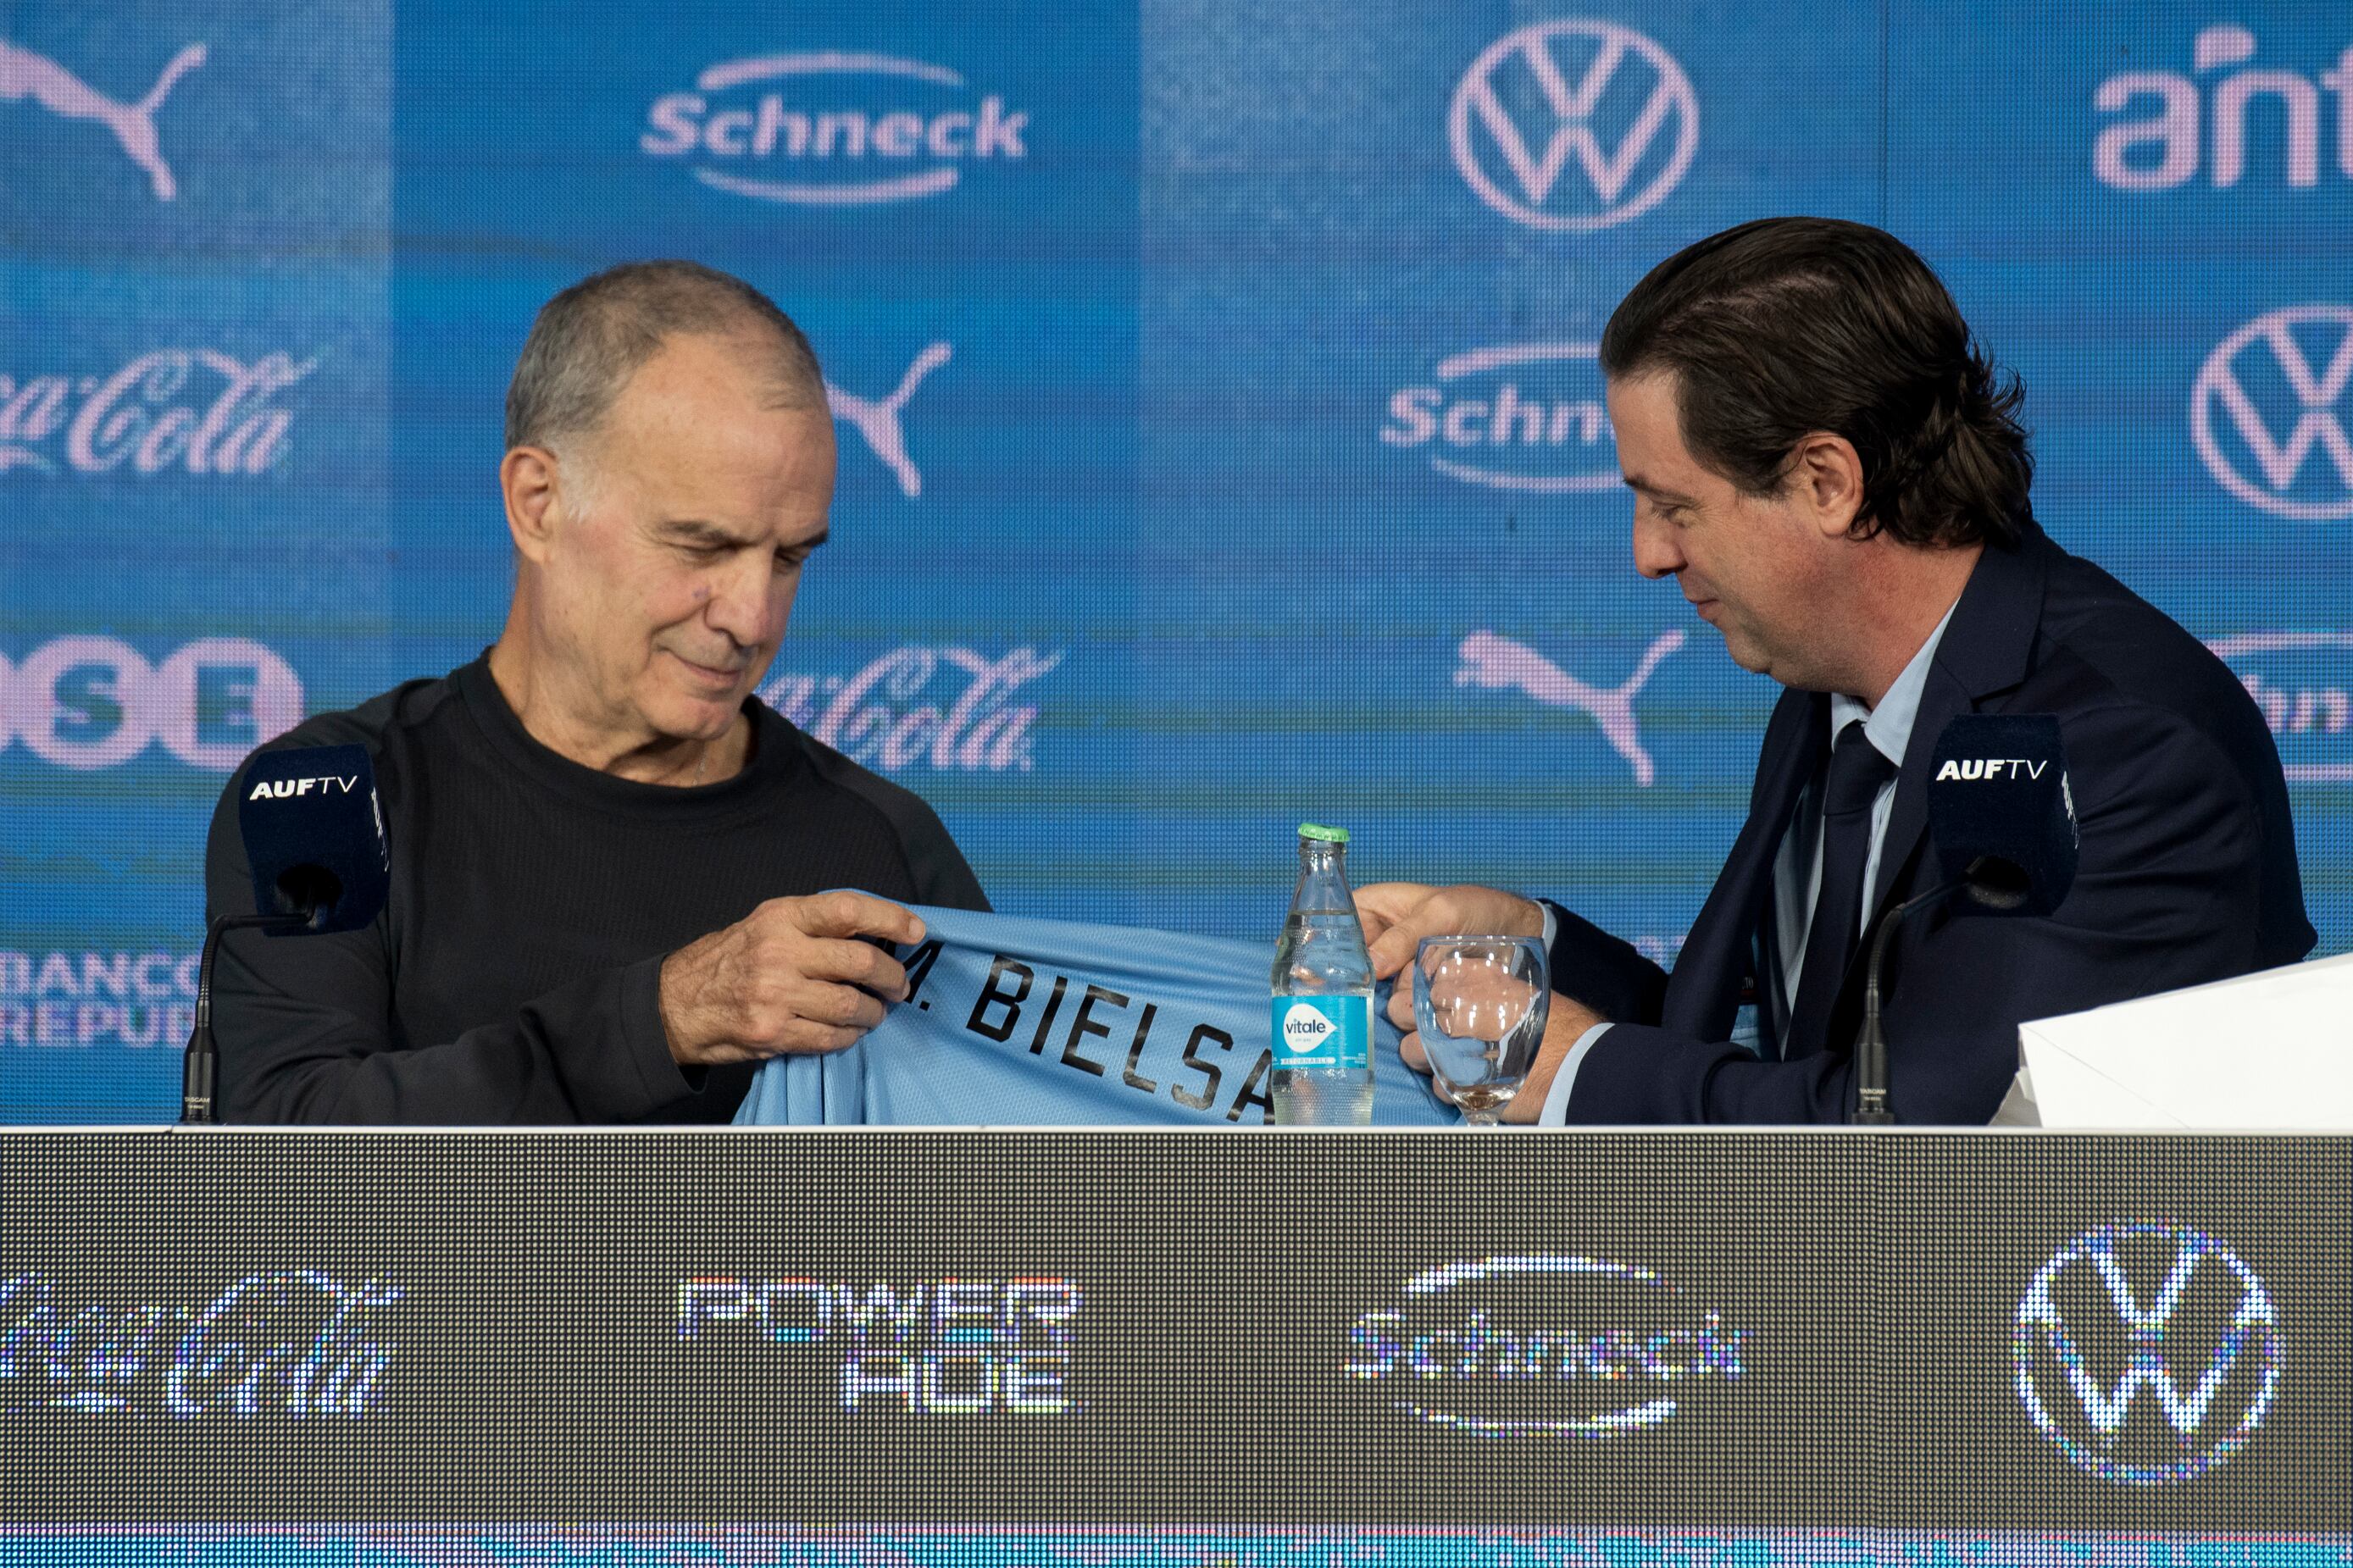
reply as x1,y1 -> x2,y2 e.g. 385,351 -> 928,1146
1297,823 -> 1350,844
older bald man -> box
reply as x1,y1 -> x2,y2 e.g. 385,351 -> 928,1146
206,261 -> 985,1122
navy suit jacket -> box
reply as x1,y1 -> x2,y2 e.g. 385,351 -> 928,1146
1544,524 -> 2315,1124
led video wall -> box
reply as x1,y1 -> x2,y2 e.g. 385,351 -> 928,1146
0,1131 -> 2346,1557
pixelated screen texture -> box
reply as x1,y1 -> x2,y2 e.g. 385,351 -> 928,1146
1,0 -> 2347,1121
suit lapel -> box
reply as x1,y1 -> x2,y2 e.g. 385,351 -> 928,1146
1664,685 -> 1824,1039
1867,661 -> 1970,917
1865,526 -> 2055,926
1657,522 -> 2063,1050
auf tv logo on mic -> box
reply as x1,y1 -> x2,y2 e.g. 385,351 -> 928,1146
247,772 -> 361,801
1935,756 -> 2056,781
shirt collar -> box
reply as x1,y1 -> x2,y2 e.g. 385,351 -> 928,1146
1829,598 -> 1962,767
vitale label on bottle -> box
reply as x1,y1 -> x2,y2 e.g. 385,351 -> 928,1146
1271,995 -> 1370,1071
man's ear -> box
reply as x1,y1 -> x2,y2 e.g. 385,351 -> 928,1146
1790,431 -> 1867,540
501,446 -> 566,565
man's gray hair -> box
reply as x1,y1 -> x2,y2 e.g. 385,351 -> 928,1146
504,260 -> 827,455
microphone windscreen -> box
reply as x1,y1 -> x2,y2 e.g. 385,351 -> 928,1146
236,745 -> 390,934
1926,713 -> 2078,917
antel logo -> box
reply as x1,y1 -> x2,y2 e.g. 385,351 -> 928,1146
2013,1222 -> 2280,1486
642,53 -> 1027,207
1280,1003 -> 1334,1054
1380,342 -> 1617,493
2205,629 -> 2353,782
1449,19 -> 1697,231
2191,305 -> 2353,521
2094,25 -> 2353,192
0,636 -> 301,771
1343,1254 -> 1746,1437
0,39 -> 207,202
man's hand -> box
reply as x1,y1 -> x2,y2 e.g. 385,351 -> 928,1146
1390,985 -> 1604,1125
1357,881 -> 1597,1124
1355,882 -> 1546,981
658,891 -> 926,1066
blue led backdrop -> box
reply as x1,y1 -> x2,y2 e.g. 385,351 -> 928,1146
3,1 -> 2347,1119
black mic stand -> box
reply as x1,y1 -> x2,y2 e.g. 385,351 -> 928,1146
1851,855 -> 2039,1124
1851,879 -> 1961,1125
181,912 -> 307,1125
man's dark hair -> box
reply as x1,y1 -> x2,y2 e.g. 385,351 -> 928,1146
505,259 -> 825,454
1599,217 -> 2034,549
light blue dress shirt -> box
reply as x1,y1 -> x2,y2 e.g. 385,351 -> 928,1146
1533,601 -> 1960,1123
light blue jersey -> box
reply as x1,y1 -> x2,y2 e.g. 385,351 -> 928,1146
734,906 -> 1458,1127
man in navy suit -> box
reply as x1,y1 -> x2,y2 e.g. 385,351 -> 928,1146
1362,218 -> 2313,1124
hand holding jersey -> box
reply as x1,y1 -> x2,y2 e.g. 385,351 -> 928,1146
658,891 -> 926,1066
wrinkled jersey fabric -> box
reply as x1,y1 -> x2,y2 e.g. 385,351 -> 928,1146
734,905 -> 1457,1126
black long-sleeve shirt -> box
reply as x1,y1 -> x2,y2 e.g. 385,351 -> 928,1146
203,653 -> 989,1123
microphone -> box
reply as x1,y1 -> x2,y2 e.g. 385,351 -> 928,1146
182,745 -> 391,1124
1851,714 -> 2079,1124
237,744 -> 391,934
1923,712 -> 2080,916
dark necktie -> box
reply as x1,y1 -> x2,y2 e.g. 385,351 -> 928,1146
1784,722 -> 1899,1059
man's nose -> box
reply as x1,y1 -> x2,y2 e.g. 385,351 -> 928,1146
1632,510 -> 1684,581
702,555 -> 779,646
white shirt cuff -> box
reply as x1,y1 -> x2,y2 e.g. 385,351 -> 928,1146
1530,900 -> 1595,1126
1536,1021 -> 1612,1125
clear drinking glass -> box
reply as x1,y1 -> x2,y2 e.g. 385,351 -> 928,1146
1412,935 -> 1550,1127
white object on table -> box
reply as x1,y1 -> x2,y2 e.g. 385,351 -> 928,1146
2005,950 -> 2353,1128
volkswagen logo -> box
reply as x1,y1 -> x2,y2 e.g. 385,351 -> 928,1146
2012,1222 -> 2280,1486
1448,19 -> 1698,232
2191,304 -> 2353,522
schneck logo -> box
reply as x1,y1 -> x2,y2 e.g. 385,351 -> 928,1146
1343,1254 -> 1747,1437
2094,25 -> 2353,192
2012,1222 -> 2281,1486
1380,342 -> 1617,493
2203,629 -> 2353,781
0,39 -> 206,202
642,53 -> 1027,207
2192,305 -> 2353,521
1449,19 -> 1697,231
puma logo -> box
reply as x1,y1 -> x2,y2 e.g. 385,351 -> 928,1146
0,40 -> 207,202
1455,629 -> 1686,785
826,341 -> 951,499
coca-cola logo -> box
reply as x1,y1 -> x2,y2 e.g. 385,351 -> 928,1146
760,645 -> 1063,773
0,349 -> 314,477
0,1270 -> 406,1418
